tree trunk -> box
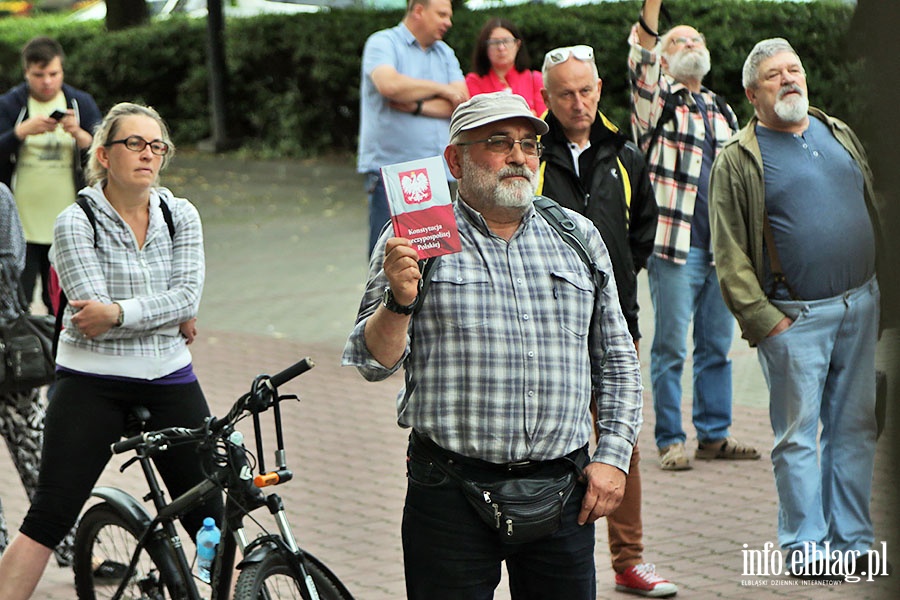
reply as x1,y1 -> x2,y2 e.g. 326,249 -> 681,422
105,0 -> 149,30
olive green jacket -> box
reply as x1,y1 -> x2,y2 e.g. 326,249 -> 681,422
709,107 -> 881,346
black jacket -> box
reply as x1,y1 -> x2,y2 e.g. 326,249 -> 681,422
538,110 -> 657,339
0,82 -> 102,189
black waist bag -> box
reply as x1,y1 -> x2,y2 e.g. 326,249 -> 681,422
458,468 -> 579,543
413,432 -> 587,544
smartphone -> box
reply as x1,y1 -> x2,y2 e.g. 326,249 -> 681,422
49,109 -> 67,121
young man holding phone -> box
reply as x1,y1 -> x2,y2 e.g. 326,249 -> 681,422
0,36 -> 101,314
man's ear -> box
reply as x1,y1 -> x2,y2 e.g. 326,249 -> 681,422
444,144 -> 463,180
597,78 -> 603,98
541,86 -> 550,107
745,86 -> 756,106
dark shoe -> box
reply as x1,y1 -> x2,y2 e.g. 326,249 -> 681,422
93,559 -> 129,582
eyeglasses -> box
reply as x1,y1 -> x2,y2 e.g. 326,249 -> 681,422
486,37 -> 518,49
456,135 -> 543,157
106,135 -> 170,156
669,35 -> 705,47
542,45 -> 594,71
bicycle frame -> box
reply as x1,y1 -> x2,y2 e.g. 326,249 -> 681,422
82,357 -> 351,600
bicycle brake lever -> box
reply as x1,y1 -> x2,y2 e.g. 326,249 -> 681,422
119,455 -> 141,473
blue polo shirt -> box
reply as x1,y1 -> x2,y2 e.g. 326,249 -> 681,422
757,116 -> 875,300
357,23 -> 464,179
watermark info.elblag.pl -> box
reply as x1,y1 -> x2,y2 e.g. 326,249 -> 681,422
741,541 -> 889,585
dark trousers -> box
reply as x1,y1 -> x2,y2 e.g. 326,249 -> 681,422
402,439 -> 596,600
20,372 -> 223,548
22,243 -> 53,315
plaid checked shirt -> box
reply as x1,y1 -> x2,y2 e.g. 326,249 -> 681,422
627,24 -> 739,264
50,184 -> 204,379
343,199 -> 642,471
0,184 -> 25,322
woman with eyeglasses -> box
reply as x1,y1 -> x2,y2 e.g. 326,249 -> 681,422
0,103 -> 222,600
465,18 -> 546,116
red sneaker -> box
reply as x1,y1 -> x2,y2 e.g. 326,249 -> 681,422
615,563 -> 678,598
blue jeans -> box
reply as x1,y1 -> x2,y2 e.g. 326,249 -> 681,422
757,277 -> 879,554
402,440 -> 596,599
648,248 -> 735,449
365,172 -> 391,258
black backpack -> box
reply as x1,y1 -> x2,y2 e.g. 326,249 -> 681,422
51,195 -> 175,356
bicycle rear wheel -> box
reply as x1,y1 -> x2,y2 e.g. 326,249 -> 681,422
73,502 -> 178,600
234,551 -> 353,600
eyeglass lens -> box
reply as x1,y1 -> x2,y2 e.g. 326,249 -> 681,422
485,136 -> 542,156
123,136 -> 169,155
487,37 -> 517,48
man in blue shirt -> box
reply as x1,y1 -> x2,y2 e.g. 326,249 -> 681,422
710,39 -> 883,580
357,0 -> 468,256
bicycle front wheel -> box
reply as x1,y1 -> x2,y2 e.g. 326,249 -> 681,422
234,551 -> 353,600
73,502 -> 178,600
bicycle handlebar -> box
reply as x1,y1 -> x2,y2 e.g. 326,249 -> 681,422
111,427 -> 199,455
110,358 -> 316,455
270,357 -> 315,388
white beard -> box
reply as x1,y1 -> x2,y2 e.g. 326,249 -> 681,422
666,47 -> 711,82
773,86 -> 809,123
460,153 -> 537,209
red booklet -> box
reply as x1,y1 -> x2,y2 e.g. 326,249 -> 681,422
381,156 -> 461,259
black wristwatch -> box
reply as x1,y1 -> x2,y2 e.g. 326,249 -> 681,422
382,286 -> 418,315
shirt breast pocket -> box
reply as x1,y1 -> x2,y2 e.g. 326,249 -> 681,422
429,268 -> 491,329
550,269 -> 594,338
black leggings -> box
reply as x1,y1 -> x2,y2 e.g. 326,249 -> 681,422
20,371 -> 223,548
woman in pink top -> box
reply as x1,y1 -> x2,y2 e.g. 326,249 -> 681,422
465,18 -> 546,117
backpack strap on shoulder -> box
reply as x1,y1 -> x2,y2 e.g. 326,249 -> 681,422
159,198 -> 175,240
532,196 -> 609,292
55,195 -> 97,356
643,92 -> 680,163
74,194 -> 99,248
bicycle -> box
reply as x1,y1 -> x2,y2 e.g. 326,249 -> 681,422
71,357 -> 356,600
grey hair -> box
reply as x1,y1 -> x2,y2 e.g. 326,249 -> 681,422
86,102 -> 174,186
742,38 -> 801,90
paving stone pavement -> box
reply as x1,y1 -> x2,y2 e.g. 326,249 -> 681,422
1,152 -> 897,599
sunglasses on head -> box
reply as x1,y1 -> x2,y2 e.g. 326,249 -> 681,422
542,45 -> 594,71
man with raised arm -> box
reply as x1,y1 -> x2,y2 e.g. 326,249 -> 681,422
628,0 -> 758,471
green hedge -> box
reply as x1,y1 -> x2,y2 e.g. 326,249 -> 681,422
0,0 -> 859,156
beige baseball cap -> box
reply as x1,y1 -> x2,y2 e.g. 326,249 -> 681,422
449,92 -> 548,142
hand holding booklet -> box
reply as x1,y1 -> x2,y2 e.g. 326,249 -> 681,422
381,155 -> 461,259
